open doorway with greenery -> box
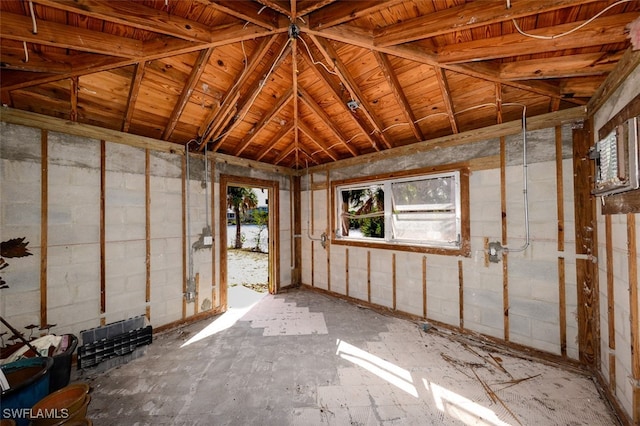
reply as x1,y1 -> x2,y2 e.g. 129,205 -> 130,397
219,175 -> 279,310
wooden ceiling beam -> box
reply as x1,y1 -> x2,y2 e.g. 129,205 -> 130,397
199,34 -> 280,147
299,50 -> 377,153
122,62 -> 147,133
433,66 -> 459,134
495,82 -> 503,124
0,46 -> 75,73
274,143 -> 297,165
0,12 -> 143,57
438,13 -> 636,64
297,0 -> 339,18
162,47 -> 215,141
233,88 -> 293,156
498,52 -> 620,81
304,24 -> 585,105
292,35 -> 300,171
587,47 -> 640,114
297,86 -> 359,157
31,0 -> 217,43
255,1 -> 291,18
298,121 -> 339,162
308,34 -> 393,149
372,51 -> 424,142
307,0 -> 405,30
298,146 -> 321,167
0,23 -> 279,92
255,121 -> 293,161
209,41 -> 292,150
194,0 -> 281,30
374,0 -> 598,47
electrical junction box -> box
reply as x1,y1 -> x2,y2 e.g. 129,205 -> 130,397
203,236 -> 213,246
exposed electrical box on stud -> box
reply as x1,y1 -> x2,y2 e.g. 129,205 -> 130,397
320,232 -> 328,249
347,100 -> 360,111
488,241 -> 504,263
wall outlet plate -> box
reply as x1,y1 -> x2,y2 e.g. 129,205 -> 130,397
203,236 -> 213,246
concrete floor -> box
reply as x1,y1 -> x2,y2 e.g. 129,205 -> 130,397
78,287 -> 619,425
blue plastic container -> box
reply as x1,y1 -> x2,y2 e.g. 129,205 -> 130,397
1,357 -> 54,426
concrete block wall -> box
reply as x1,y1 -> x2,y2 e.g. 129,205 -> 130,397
1,122 -> 294,345
0,124 -> 42,333
300,124 -> 582,360
592,62 -> 640,423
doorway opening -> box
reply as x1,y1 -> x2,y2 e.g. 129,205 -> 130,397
220,175 -> 279,311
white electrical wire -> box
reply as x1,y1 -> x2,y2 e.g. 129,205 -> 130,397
299,35 -> 338,76
28,0 -> 37,34
22,41 -> 29,63
511,0 -> 633,40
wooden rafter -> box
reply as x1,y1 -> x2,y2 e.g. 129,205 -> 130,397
233,88 -> 293,156
163,47 -> 215,141
304,24 -> 585,105
297,87 -> 359,157
255,1 -> 291,18
307,0 -> 405,30
374,0 -> 599,47
210,43 -> 292,150
309,34 -> 393,150
495,82 -> 504,125
199,35 -> 280,148
437,13 -> 636,64
372,51 -> 424,142
31,0 -> 218,43
0,24 -> 281,93
1,12 -> 143,57
298,121 -> 339,162
193,0 -> 281,30
297,0 -> 338,18
255,121 -> 294,161
298,47 -> 379,153
498,52 -> 620,81
122,62 -> 147,132
433,66 -> 459,134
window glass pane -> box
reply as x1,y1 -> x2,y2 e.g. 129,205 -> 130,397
339,185 -> 384,239
391,176 -> 455,211
390,175 -> 458,246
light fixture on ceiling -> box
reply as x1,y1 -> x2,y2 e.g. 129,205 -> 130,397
288,23 -> 300,39
347,100 -> 360,111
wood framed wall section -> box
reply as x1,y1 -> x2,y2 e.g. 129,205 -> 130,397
555,125 -> 567,358
573,120 -> 599,368
100,140 -> 106,326
594,95 -> 640,425
39,130 -> 48,331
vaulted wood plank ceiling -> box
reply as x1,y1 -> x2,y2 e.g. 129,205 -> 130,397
1,0 -> 638,169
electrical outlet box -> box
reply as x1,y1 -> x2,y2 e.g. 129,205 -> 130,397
203,236 -> 213,246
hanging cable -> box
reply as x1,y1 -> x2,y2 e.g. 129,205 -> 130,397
511,0 -> 633,40
28,0 -> 37,34
299,35 -> 338,76
22,41 -> 29,63
209,37 -> 292,146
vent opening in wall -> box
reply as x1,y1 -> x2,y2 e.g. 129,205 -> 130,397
591,116 -> 640,197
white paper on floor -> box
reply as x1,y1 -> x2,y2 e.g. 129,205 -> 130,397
240,296 -> 328,336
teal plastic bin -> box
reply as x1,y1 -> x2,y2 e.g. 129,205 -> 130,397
1,356 -> 54,426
